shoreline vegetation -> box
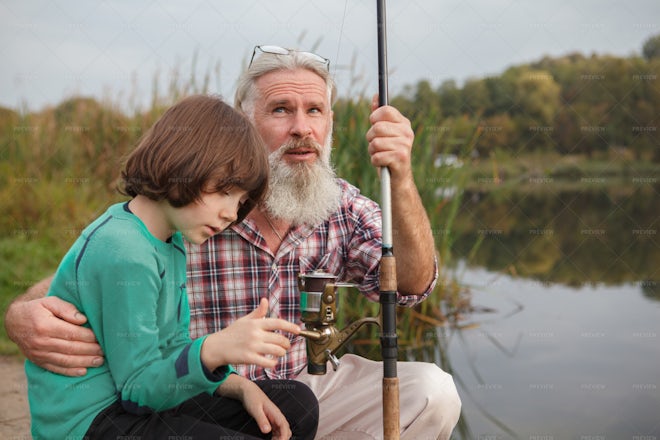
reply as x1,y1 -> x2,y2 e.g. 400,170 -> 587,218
2,40 -> 659,356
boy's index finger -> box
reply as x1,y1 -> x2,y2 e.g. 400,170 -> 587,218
262,318 -> 300,334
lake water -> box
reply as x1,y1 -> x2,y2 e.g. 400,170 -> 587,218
445,264 -> 659,439
342,183 -> 659,438
440,185 -> 660,439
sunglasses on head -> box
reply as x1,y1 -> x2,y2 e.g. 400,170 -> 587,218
248,45 -> 330,71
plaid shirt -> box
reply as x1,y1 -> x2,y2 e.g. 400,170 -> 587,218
186,178 -> 436,380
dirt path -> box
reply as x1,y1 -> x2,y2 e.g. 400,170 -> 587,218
0,355 -> 31,439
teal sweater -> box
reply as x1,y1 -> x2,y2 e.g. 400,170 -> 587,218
25,203 -> 232,439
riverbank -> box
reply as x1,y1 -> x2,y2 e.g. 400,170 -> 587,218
461,151 -> 659,193
0,355 -> 30,439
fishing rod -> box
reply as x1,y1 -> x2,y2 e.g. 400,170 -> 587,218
376,0 -> 400,439
297,3 -> 400,437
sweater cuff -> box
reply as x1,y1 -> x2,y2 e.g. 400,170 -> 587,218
202,363 -> 234,382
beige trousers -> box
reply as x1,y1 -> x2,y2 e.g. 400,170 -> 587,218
296,354 -> 461,440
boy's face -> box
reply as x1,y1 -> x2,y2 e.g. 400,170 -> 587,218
170,187 -> 248,244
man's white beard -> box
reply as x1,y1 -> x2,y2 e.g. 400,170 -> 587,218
263,135 -> 341,226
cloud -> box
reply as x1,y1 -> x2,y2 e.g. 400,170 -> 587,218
2,0 -> 659,111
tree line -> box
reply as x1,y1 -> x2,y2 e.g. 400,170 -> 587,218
388,34 -> 660,161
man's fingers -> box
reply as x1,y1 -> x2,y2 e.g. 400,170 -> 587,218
36,317 -> 100,345
367,121 -> 404,142
38,363 -> 88,377
34,351 -> 104,377
38,336 -> 103,357
369,102 -> 405,123
41,296 -> 89,325
61,325 -> 99,344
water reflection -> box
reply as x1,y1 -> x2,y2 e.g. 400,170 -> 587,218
442,183 -> 659,438
451,185 -> 659,288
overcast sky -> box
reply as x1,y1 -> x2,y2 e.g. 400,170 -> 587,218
2,0 -> 659,111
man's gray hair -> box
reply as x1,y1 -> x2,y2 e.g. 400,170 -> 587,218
235,48 -> 337,119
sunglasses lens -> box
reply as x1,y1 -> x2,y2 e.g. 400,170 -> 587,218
259,45 -> 290,55
300,52 -> 328,65
250,45 -> 329,70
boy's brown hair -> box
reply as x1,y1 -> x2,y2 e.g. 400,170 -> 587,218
120,94 -> 268,222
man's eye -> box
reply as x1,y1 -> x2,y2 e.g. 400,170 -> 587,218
273,107 -> 286,113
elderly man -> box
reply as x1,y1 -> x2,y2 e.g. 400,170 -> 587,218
6,46 -> 461,439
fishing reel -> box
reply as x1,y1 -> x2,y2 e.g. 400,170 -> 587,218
298,270 -> 381,375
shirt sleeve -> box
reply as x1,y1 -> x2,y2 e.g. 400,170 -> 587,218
346,191 -> 438,307
78,237 -> 231,414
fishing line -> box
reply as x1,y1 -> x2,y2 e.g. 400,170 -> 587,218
332,0 -> 349,79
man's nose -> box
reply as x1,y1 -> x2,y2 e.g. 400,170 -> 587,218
289,110 -> 312,137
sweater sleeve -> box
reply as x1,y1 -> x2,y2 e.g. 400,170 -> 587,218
78,232 -> 231,414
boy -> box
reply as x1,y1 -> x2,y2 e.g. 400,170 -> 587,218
24,95 -> 318,440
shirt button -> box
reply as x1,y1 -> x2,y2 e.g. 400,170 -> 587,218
271,263 -> 277,271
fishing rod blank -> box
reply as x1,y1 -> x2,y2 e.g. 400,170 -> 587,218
376,0 -> 400,439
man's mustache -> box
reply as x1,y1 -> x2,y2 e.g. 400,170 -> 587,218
280,138 -> 323,155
